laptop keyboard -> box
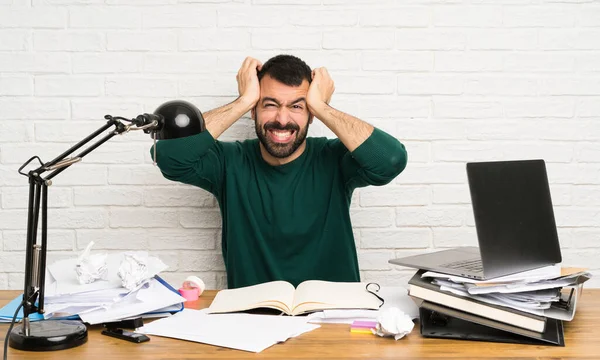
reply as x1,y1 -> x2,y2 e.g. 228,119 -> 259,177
440,258 -> 484,273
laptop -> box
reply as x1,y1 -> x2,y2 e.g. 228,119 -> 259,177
388,159 -> 562,280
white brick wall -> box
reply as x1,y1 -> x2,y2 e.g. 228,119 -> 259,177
1,0 -> 599,292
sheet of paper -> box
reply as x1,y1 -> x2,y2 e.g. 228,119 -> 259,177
139,309 -> 320,353
422,264 -> 562,284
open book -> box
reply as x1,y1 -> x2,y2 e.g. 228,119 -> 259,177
206,280 -> 382,316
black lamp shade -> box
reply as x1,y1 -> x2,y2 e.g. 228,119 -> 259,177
153,100 -> 205,140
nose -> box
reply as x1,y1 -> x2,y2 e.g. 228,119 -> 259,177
274,107 -> 291,125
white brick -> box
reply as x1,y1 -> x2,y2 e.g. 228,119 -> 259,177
323,30 -> 394,50
105,77 -> 178,97
74,186 -> 142,206
33,0 -> 103,3
503,6 -> 576,27
395,29 -> 465,50
505,53 -> 575,73
106,0 -> 173,3
33,31 -> 104,51
561,249 -> 600,270
35,121 -> 116,143
0,30 -> 28,50
180,29 -> 251,51
361,270 -> 414,288
49,165 -> 108,186
360,186 -> 429,206
350,208 -> 394,228
0,210 -> 27,230
467,29 -> 537,50
465,76 -> 537,96
432,185 -> 470,204
397,119 -> 465,141
107,31 -> 177,51
361,228 -> 431,249
546,164 -> 600,185
0,274 -> 7,290
179,209 -> 222,228
432,142 -> 503,162
558,228 -> 600,248
578,53 -> 600,72
433,98 -> 502,118
180,76 -> 237,96
504,98 -> 575,118
35,76 -> 103,97
142,7 -> 216,28
502,143 -> 574,163
549,185 -> 571,206
69,7 -> 141,28
578,97 -> 600,117
0,253 -> 25,272
253,0 -> 319,4
554,207 -> 600,227
572,186 -> 600,206
397,74 -> 462,95
143,53 -> 217,73
144,187 -> 215,207
539,77 -> 600,96
577,143 -> 600,163
80,142 -> 146,164
218,8 -> 288,27
110,208 -> 178,228
146,228 -> 216,250
0,7 -> 67,28
71,100 -> 143,120
358,251 -> 394,271
435,52 -> 503,72
2,187 -> 72,209
432,227 -> 478,248
334,75 -> 395,95
578,5 -> 600,27
0,166 -> 25,186
8,274 -> 24,290
396,206 -> 470,227
1,143 -> 71,164
293,51 -> 361,71
76,229 -> 148,250
402,141 -> 430,163
362,52 -> 433,72
0,53 -> 70,73
0,121 -> 31,143
252,30 -> 321,50
540,30 -> 600,50
108,165 -> 173,185
3,230 -> 74,251
433,6 -> 502,27
291,10 -> 357,26
50,208 -> 107,229
533,120 -> 600,141
178,252 -> 225,271
465,120 -> 537,141
72,53 -> 142,74
0,75 -> 33,96
396,163 -> 467,185
360,7 -> 429,27
360,96 -> 430,118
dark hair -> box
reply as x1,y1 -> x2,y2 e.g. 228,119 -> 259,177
257,54 -> 312,86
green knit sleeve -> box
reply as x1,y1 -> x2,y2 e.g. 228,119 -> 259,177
150,131 -> 226,196
340,128 -> 408,192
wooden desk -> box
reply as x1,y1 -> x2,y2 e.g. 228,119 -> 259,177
1,289 -> 600,359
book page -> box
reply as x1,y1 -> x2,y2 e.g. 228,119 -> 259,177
207,281 -> 296,315
291,281 -> 381,315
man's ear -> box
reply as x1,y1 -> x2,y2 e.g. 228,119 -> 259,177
309,113 -> 314,125
251,107 -> 256,121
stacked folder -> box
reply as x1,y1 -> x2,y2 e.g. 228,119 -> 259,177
407,267 -> 591,346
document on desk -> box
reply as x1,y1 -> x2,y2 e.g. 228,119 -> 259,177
139,309 -> 320,353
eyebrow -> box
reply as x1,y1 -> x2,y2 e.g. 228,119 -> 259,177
262,97 -> 307,106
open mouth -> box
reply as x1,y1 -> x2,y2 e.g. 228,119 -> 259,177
267,129 -> 296,143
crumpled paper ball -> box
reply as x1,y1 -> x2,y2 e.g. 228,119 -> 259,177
117,253 -> 148,291
75,241 -> 108,285
372,307 -> 415,340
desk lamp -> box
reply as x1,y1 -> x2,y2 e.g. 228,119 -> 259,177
5,100 -> 205,352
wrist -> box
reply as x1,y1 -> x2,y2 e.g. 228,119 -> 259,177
236,96 -> 257,113
309,101 -> 330,119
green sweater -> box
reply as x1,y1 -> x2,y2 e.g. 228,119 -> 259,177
152,128 -> 407,288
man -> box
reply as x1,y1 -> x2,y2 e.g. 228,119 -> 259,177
152,55 -> 407,288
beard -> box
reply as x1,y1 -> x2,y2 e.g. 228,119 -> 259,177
255,117 -> 310,159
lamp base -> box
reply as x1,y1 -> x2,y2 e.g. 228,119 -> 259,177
9,320 -> 88,351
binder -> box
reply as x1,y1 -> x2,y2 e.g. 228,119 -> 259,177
0,275 -> 183,323
418,300 -> 565,346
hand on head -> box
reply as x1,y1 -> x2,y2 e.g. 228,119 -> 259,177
307,67 -> 335,114
236,57 -> 263,109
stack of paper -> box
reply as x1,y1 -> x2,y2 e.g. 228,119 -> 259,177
139,309 -> 320,353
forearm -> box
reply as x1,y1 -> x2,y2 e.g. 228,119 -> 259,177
204,97 -> 254,139
311,103 -> 374,152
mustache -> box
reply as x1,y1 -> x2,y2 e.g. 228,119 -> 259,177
263,122 -> 300,132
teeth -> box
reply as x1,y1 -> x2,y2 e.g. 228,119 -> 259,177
271,130 -> 293,139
